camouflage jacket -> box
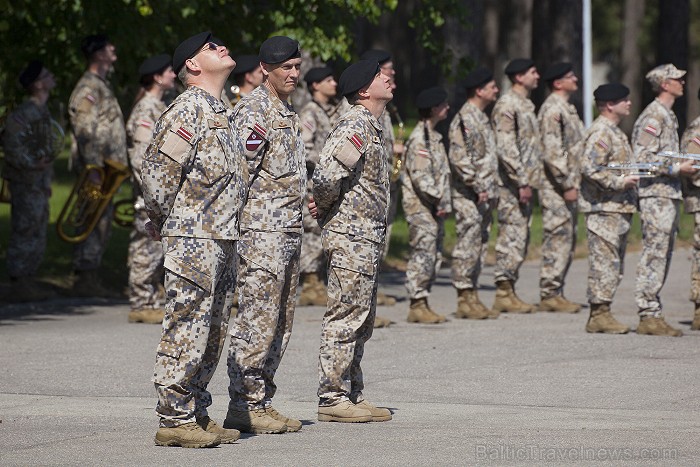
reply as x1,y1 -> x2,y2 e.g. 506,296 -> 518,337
232,85 -> 306,233
492,88 -> 543,189
631,99 -> 681,199
681,115 -> 700,212
447,101 -> 498,199
313,104 -> 389,244
538,92 -> 585,192
1,99 -> 56,185
126,93 -> 165,204
300,98 -> 349,171
141,86 -> 248,239
579,115 -> 637,213
68,71 -> 127,171
402,122 -> 451,215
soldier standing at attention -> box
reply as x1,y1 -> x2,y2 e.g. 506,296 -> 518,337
579,84 -> 638,334
68,34 -> 128,297
537,62 -> 585,313
2,60 -> 57,301
680,87 -> 700,331
142,32 -> 246,448
298,66 -> 347,306
313,59 -> 393,423
491,58 -> 541,314
124,54 -> 176,324
229,54 -> 262,107
631,64 -> 696,337
224,36 -> 305,435
448,67 -> 500,320
402,86 -> 451,324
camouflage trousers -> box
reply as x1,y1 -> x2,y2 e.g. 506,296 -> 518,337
635,197 -> 679,317
690,212 -> 700,303
318,230 -> 381,406
127,209 -> 164,310
382,180 -> 399,261
539,188 -> 577,298
585,212 -> 632,305
7,180 -> 49,278
301,185 -> 324,274
494,186 -> 532,283
452,193 -> 492,290
405,209 -> 444,299
154,237 -> 236,427
73,202 -> 113,272
227,230 -> 301,409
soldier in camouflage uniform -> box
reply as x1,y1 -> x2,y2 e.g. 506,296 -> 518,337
448,67 -> 500,320
491,58 -> 541,314
580,83 -> 637,335
142,32 -> 246,448
681,87 -> 700,331
537,63 -> 585,313
631,64 -> 695,337
229,54 -> 262,107
402,86 -> 451,324
125,55 -> 176,324
313,59 -> 393,423
67,35 -> 128,297
224,36 -> 305,435
1,61 -> 57,302
298,67 -> 347,306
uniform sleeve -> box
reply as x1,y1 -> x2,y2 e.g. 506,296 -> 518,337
2,110 -> 43,171
448,113 -> 476,189
405,136 -> 442,205
539,107 -> 573,190
581,130 -> 626,192
632,115 -> 672,173
126,104 -> 157,189
69,84 -> 103,166
312,126 -> 357,218
299,106 -> 320,168
493,103 -> 528,187
232,102 -> 269,177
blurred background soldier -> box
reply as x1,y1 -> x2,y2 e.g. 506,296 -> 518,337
68,34 -> 128,297
298,66 -> 347,306
1,60 -> 58,301
491,58 -> 541,314
537,62 -> 585,313
681,87 -> 700,331
579,84 -> 637,335
448,67 -> 499,320
402,86 -> 451,324
124,54 -> 176,324
229,54 -> 263,107
632,64 -> 695,337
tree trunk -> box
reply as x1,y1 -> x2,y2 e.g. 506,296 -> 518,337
619,0 -> 645,135
657,0 -> 689,133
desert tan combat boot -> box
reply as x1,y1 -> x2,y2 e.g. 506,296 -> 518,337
637,316 -> 683,337
407,298 -> 446,323
585,303 -> 629,334
154,421 -> 220,448
376,291 -> 397,306
223,407 -> 287,434
491,280 -> 536,313
128,308 -> 165,324
539,295 -> 581,313
318,400 -> 372,423
691,304 -> 700,331
373,315 -> 394,328
353,400 -> 392,422
455,289 -> 490,319
265,406 -> 302,432
196,416 -> 240,443
298,272 -> 327,306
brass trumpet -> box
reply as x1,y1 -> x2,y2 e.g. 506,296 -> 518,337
56,159 -> 130,243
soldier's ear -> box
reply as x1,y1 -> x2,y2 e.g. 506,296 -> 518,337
185,57 -> 201,73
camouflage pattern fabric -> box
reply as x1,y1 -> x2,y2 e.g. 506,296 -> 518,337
680,117 -> 700,302
313,103 -> 388,405
448,101 -> 498,290
380,109 -> 399,259
401,122 -> 451,299
227,84 -> 305,409
585,212 -> 633,305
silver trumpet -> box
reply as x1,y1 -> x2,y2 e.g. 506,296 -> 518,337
658,151 -> 700,169
597,162 -> 663,177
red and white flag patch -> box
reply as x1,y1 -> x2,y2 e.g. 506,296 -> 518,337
692,136 -> 700,148
596,140 -> 609,151
418,149 -> 430,158
303,121 -> 314,131
253,122 -> 267,138
85,94 -> 96,103
643,125 -> 658,136
350,133 -> 364,151
176,127 -> 193,142
503,111 -> 514,120
246,131 -> 264,151
137,120 -> 152,128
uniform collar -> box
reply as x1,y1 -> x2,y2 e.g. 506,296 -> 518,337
189,85 -> 228,113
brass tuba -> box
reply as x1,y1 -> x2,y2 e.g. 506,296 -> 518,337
56,159 -> 130,243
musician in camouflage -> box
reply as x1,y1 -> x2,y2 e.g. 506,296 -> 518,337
224,36 -> 305,435
125,55 -> 176,324
141,32 -> 246,448
1,60 -> 57,302
448,67 -> 499,320
402,86 -> 451,324
229,54 -> 262,107
491,58 -> 541,313
67,35 -> 128,297
537,63 -> 586,313
579,83 -> 637,335
313,59 -> 393,423
631,64 -> 696,337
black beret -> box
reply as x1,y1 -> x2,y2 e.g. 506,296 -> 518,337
259,36 -> 300,64
593,83 -> 629,102
463,67 -> 493,90
505,58 -> 535,76
542,62 -> 573,82
360,49 -> 391,65
304,67 -> 334,86
173,31 -> 211,74
138,54 -> 171,78
233,55 -> 260,75
81,34 -> 109,58
19,60 -> 44,89
338,60 -> 380,97
416,86 -> 448,109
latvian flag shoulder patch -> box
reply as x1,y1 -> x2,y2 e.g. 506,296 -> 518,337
596,139 -> 609,151
176,127 -> 194,143
349,133 -> 364,151
137,119 -> 153,128
692,136 -> 700,148
418,149 -> 430,158
503,111 -> 514,120
643,124 -> 658,136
